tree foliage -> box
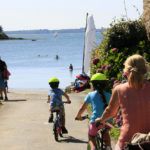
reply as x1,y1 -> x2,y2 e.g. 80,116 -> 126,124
0,26 -> 3,32
0,25 -> 9,39
91,19 -> 150,88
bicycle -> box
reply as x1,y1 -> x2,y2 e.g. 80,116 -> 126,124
51,101 -> 71,142
75,115 -> 113,150
94,122 -> 113,150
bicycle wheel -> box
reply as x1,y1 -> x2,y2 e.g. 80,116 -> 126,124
95,135 -> 101,149
53,122 -> 59,141
95,133 -> 106,150
86,132 -> 104,150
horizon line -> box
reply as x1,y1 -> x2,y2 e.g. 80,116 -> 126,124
4,27 -> 106,32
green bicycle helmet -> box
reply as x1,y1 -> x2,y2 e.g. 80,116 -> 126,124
90,73 -> 107,81
48,77 -> 59,83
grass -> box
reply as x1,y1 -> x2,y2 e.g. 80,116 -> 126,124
110,127 -> 120,140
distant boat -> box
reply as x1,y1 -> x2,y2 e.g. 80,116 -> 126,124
32,39 -> 36,41
53,32 -> 58,38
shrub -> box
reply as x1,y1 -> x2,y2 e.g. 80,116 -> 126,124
91,19 -> 150,88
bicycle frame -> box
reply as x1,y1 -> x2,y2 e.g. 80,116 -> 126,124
95,128 -> 108,150
51,101 -> 70,141
53,110 -> 63,141
88,123 -> 113,150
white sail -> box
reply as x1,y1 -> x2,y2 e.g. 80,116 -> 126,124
83,14 -> 96,74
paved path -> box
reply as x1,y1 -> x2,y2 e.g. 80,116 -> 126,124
0,90 -> 88,150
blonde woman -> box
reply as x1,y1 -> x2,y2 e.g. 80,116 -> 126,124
96,54 -> 150,150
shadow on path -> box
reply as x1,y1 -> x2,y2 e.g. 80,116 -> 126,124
5,99 -> 27,102
59,135 -> 88,144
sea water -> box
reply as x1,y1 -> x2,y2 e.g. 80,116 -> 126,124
0,31 -> 101,89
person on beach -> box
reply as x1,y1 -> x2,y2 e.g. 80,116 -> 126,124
3,66 -> 11,93
55,55 -> 59,60
47,77 -> 71,134
96,54 -> 150,150
0,57 -> 9,101
75,73 -> 112,150
69,64 -> 73,71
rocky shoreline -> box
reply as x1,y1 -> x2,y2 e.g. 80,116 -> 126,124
0,29 -> 24,40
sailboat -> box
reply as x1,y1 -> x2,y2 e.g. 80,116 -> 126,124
53,32 -> 58,38
82,13 -> 97,75
73,13 -> 96,92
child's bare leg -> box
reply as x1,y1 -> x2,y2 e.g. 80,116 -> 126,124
3,88 -> 8,100
48,109 -> 53,123
89,135 -> 96,150
0,89 -> 3,100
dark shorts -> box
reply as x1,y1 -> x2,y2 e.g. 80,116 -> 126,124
4,80 -> 8,88
0,73 -> 5,88
51,105 -> 64,113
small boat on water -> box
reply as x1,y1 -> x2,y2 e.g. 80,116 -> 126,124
32,39 -> 36,41
53,32 -> 58,38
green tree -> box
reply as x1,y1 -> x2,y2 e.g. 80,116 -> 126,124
91,19 -> 150,89
0,26 -> 3,32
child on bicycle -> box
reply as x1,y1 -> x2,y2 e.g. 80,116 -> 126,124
47,77 -> 71,134
75,73 -> 112,150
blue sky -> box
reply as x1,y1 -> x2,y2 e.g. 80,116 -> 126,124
0,0 -> 143,31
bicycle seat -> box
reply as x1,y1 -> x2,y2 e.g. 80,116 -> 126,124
51,106 -> 61,113
52,109 -> 60,113
95,122 -> 103,127
51,104 -> 61,111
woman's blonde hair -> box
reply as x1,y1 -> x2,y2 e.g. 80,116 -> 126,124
123,54 -> 148,88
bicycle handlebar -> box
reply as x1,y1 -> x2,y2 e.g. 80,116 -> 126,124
63,101 -> 71,104
75,115 -> 89,121
95,122 -> 103,127
95,121 -> 114,128
75,115 -> 114,128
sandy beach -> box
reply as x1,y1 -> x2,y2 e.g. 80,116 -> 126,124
0,89 -> 88,150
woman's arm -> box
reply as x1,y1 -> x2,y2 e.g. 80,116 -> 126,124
96,88 -> 120,123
